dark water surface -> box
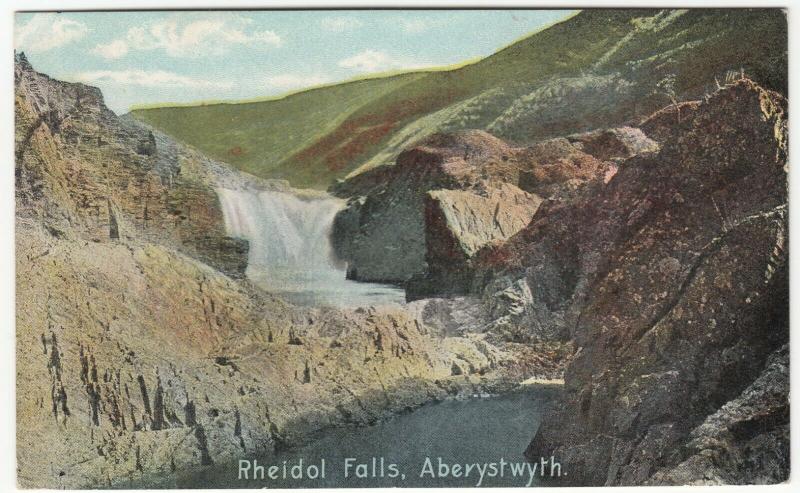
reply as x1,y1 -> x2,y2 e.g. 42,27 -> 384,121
149,387 -> 561,488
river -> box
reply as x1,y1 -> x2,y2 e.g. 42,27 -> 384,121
147,189 -> 562,489
146,387 -> 559,488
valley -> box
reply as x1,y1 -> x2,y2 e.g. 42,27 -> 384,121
14,7 -> 789,488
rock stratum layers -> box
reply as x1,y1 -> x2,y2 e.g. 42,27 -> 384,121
15,55 -> 561,488
331,79 -> 788,484
15,34 -> 789,487
521,79 -> 789,485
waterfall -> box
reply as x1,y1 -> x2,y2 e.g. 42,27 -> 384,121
217,187 -> 346,283
216,187 -> 405,306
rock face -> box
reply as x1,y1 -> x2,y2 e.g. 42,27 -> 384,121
331,127 -> 647,287
15,56 -> 562,488
514,80 -> 788,485
650,344 -> 789,485
332,130 -> 523,283
407,184 -> 542,299
515,137 -> 610,198
14,52 -> 247,278
18,224 -> 523,488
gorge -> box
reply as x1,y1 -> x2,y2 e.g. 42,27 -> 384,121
15,51 -> 564,488
15,7 -> 789,489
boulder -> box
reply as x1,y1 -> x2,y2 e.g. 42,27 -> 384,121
517,128 -> 658,198
330,130 -> 524,283
331,126 -> 646,287
407,183 -> 542,299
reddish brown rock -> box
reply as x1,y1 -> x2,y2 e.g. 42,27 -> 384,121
507,79 -> 789,485
408,183 -> 542,299
332,126 -> 648,286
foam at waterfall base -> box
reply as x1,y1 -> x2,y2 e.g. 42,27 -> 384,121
216,186 -> 406,307
246,268 -> 406,306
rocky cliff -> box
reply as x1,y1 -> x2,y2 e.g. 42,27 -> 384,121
331,77 -> 789,485
331,128 -> 653,289
518,78 -> 789,485
15,55 -> 562,488
15,54 -> 251,278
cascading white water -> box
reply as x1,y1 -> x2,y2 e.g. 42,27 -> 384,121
216,187 -> 405,307
217,187 -> 345,281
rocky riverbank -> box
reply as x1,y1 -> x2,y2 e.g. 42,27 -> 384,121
15,41 -> 788,486
329,78 -> 789,485
15,54 -> 567,488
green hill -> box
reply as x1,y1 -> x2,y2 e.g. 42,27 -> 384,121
131,9 -> 786,190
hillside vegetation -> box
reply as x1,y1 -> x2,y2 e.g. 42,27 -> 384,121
131,9 -> 786,189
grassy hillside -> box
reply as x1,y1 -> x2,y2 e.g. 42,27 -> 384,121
131,9 -> 786,190
129,73 -> 424,185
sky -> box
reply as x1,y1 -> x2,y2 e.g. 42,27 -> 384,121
14,10 -> 574,114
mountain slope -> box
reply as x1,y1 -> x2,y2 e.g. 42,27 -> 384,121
131,9 -> 786,189
130,73 -> 424,188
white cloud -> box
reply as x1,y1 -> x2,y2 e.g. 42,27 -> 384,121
93,15 -> 282,59
15,14 -> 88,53
263,73 -> 331,90
92,39 -> 129,60
74,70 -> 233,89
338,49 -> 434,74
339,50 -> 390,72
320,16 -> 363,32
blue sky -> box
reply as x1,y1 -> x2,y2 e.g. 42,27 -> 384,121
15,10 -> 574,113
